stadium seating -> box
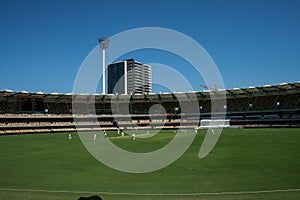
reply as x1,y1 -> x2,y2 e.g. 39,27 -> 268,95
0,82 -> 299,134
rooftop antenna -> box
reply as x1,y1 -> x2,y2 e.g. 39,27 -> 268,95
200,84 -> 219,91
98,38 -> 110,95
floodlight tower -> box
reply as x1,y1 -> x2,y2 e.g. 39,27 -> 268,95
98,38 -> 110,95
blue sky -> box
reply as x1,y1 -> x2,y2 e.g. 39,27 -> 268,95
0,0 -> 299,93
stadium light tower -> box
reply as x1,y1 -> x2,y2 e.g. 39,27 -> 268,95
98,38 -> 110,95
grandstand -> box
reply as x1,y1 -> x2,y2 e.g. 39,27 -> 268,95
0,82 -> 299,134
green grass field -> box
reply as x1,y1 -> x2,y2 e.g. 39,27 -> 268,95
0,128 -> 299,200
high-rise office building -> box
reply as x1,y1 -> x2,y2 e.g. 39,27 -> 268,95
107,59 -> 152,94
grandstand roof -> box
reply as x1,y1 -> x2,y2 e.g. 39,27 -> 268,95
225,82 -> 300,97
0,82 -> 299,102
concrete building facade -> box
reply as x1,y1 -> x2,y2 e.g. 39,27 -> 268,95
107,59 -> 152,94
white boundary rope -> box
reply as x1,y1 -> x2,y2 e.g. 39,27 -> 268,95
0,188 -> 299,196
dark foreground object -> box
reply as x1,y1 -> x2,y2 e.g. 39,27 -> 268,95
78,195 -> 102,200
